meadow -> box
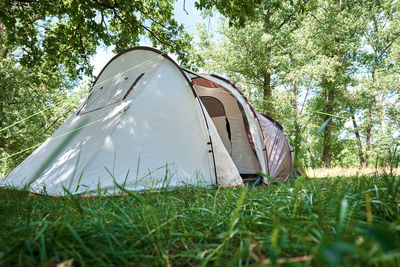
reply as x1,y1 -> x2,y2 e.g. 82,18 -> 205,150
0,173 -> 399,266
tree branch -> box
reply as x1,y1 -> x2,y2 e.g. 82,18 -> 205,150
300,89 -> 309,116
136,6 -> 172,31
140,23 -> 173,48
310,13 -> 325,25
377,32 -> 400,62
92,0 -> 117,9
183,0 -> 189,15
277,0 -> 311,30
14,0 -> 39,3
349,7 -> 373,40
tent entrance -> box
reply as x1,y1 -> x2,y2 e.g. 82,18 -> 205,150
199,96 -> 232,154
194,78 -> 261,177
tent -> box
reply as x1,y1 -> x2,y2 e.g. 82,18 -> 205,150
0,47 -> 294,196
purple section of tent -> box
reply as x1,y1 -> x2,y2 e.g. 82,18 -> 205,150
256,113 -> 294,179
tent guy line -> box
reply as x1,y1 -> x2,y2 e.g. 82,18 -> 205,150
0,98 -> 71,134
1,109 -> 125,162
0,54 -> 163,134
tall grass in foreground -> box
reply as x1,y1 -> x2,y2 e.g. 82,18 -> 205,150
1,174 -> 399,266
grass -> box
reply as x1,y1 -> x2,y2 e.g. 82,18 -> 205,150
0,174 -> 399,266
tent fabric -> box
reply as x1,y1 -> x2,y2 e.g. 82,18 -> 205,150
194,84 -> 260,174
200,96 -> 232,154
198,74 -> 268,175
1,48 -> 241,195
257,113 -> 294,180
201,101 -> 242,187
190,74 -> 268,175
0,46 -> 294,196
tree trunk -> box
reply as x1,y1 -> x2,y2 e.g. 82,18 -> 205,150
378,91 -> 384,126
365,53 -> 378,166
263,71 -> 272,115
321,0 -> 343,168
365,104 -> 372,166
292,80 -> 301,167
322,118 -> 333,168
322,83 -> 335,168
262,10 -> 273,116
351,113 -> 365,166
321,0 -> 348,168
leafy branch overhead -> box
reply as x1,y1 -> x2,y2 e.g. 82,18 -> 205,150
0,0 -> 194,79
195,0 -> 310,27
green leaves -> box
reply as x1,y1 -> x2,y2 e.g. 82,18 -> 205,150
1,0 -> 194,80
360,225 -> 400,251
196,0 -> 400,168
195,0 -> 262,27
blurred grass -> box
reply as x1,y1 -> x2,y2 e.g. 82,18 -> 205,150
0,174 -> 399,266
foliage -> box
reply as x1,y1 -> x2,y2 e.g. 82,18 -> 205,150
195,0 -> 262,27
0,174 -> 399,265
0,0 -> 195,79
195,0 -> 400,169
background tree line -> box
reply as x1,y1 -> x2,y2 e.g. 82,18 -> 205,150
195,0 -> 400,169
1,0 -> 399,174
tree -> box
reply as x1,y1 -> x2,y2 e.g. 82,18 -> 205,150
196,0 -> 310,116
299,0 -> 370,167
351,0 -> 400,166
195,0 -> 263,27
195,1 -> 315,170
0,0 -> 194,80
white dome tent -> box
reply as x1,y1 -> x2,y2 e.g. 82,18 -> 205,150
1,47 -> 294,196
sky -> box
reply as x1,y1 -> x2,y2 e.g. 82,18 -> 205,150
90,0 -> 213,76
